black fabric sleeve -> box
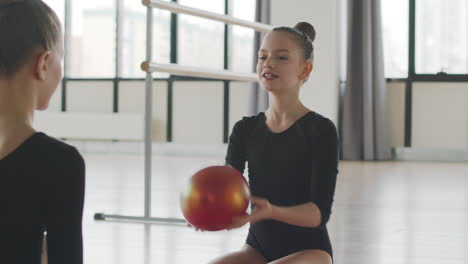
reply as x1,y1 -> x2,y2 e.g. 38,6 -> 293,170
45,147 -> 85,264
225,119 -> 247,174
312,119 -> 340,225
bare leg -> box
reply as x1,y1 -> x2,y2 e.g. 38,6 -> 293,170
208,244 -> 267,264
269,249 -> 331,264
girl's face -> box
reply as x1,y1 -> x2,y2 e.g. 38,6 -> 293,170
256,31 -> 311,94
36,34 -> 64,111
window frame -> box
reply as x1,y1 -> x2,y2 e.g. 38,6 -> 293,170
389,0 -> 468,147
59,0 -> 251,143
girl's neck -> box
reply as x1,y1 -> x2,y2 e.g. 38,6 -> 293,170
0,81 -> 36,160
266,92 -> 309,122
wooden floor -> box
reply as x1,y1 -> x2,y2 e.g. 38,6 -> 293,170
82,153 -> 468,264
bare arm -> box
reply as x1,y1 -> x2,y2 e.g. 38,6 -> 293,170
248,197 -> 321,228
270,201 -> 322,228
229,197 -> 322,229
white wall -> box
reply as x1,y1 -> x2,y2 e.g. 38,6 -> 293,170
35,81 -> 168,142
67,81 -> 113,112
270,0 -> 341,125
387,82 -> 405,148
118,81 -> 168,142
172,81 -> 224,144
412,82 -> 468,149
229,81 -> 252,132
387,81 -> 468,151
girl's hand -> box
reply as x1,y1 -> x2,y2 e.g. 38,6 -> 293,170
191,196 -> 276,231
248,196 -> 274,224
225,196 -> 275,230
187,223 -> 205,232
225,213 -> 250,230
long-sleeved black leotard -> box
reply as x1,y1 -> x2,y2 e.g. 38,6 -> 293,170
0,132 -> 85,264
226,111 -> 339,262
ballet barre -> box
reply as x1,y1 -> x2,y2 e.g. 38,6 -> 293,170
95,0 -> 271,225
142,0 -> 273,32
141,62 -> 258,82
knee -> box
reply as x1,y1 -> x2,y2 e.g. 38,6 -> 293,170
208,246 -> 266,264
207,253 -> 239,264
270,250 -> 332,264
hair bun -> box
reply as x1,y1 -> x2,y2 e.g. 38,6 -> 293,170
294,22 -> 316,42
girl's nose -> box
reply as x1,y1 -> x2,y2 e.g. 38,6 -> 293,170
264,58 -> 273,68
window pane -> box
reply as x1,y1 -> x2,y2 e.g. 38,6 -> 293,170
121,1 -> 170,78
178,15 -> 224,70
69,0 -> 116,78
416,0 -> 468,74
231,0 -> 256,73
178,0 -> 224,70
231,26 -> 255,73
232,0 -> 256,21
381,0 -> 409,78
178,0 -> 224,14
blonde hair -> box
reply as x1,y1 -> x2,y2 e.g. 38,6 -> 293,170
0,0 -> 61,78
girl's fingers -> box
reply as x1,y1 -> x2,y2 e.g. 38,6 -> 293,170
250,196 -> 266,205
187,223 -> 204,232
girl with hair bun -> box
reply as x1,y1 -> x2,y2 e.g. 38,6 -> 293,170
209,22 -> 339,264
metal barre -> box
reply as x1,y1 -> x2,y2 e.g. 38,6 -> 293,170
141,61 -> 258,82
95,0 -> 269,226
142,0 -> 273,32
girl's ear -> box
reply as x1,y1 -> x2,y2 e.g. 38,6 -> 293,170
299,61 -> 313,81
35,51 -> 51,81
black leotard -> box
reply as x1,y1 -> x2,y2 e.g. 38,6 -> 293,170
226,111 -> 339,262
0,132 -> 85,264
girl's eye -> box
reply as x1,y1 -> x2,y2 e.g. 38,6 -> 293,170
258,56 -> 267,60
278,56 -> 288,60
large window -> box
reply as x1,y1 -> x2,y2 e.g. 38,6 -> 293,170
381,0 -> 468,78
42,0 -> 256,143
43,0 -> 255,77
381,0 -> 468,147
